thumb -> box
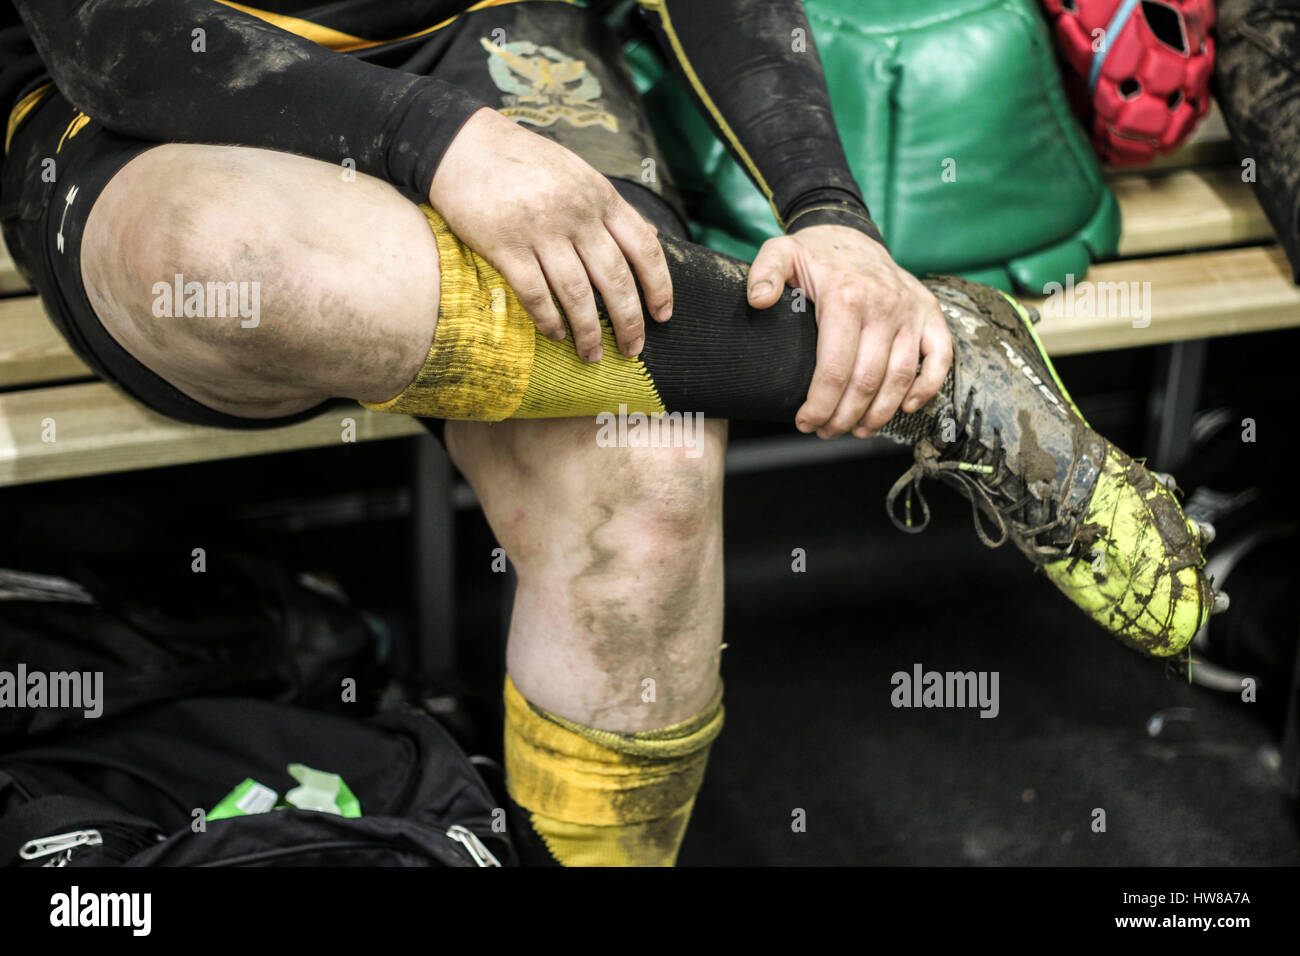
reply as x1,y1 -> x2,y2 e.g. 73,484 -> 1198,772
747,237 -> 796,309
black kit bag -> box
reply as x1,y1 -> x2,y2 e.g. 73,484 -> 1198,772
0,696 -> 515,867
0,552 -> 384,744
0,551 -> 515,865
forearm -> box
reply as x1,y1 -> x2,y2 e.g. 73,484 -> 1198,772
13,0 -> 486,197
638,0 -> 883,243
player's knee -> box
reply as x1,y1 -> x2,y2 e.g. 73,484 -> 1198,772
80,145 -> 435,408
82,147 -> 299,380
626,441 -> 725,547
579,432 -> 726,601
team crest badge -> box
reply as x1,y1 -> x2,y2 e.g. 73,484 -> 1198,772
480,37 -> 619,132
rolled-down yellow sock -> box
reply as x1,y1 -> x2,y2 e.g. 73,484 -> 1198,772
503,674 -> 724,867
362,205 -> 664,421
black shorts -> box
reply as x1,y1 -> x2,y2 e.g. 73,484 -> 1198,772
0,3 -> 688,435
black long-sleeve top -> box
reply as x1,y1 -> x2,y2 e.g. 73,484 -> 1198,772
1,0 -> 881,243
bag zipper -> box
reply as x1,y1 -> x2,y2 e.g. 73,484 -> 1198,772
197,824 -> 503,867
445,825 -> 501,867
20,829 -> 103,867
18,822 -> 164,867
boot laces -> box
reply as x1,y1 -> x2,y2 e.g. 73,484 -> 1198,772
886,386 -> 1079,558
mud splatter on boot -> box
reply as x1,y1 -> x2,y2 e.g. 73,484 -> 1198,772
883,276 -> 1217,656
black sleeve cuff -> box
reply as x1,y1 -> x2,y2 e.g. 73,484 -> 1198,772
785,193 -> 886,248
387,78 -> 490,199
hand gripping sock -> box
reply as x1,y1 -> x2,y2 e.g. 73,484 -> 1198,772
502,674 -> 724,867
361,204 -> 948,427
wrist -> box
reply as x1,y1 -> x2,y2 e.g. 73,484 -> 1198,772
786,202 -> 886,247
405,86 -> 490,199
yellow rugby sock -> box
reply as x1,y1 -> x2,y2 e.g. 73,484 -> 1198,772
503,674 -> 723,867
362,205 -> 664,421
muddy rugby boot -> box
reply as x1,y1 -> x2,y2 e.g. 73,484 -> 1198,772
881,276 -> 1225,657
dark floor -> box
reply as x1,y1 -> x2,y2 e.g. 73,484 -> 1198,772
677,452 -> 1300,866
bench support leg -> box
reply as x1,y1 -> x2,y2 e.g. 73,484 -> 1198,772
1148,338 -> 1207,475
413,433 -> 457,681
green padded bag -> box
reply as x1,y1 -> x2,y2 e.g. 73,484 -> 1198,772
626,0 -> 1120,292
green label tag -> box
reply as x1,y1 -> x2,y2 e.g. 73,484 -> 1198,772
208,779 -> 278,821
284,764 -> 362,818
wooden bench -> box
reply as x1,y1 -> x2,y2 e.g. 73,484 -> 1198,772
2,101 -> 1296,673
2,105 -> 1295,486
